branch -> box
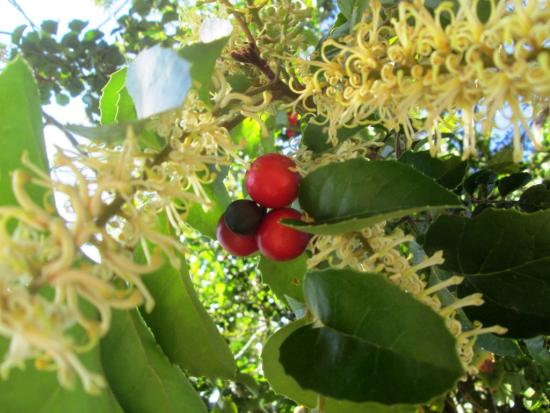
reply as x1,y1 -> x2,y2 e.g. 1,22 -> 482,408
7,0 -> 39,31
42,111 -> 84,153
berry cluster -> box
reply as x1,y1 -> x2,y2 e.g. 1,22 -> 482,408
217,153 -> 309,261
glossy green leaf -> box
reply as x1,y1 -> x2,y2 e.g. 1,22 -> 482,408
100,67 -> 137,125
279,269 -> 463,404
262,319 -> 415,413
101,309 -> 208,413
424,209 -> 550,337
138,249 -> 236,379
258,253 -> 307,303
399,150 -> 467,189
179,36 -> 229,103
288,159 -> 462,235
0,57 -> 48,207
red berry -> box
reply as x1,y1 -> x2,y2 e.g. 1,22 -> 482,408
245,153 -> 300,208
287,112 -> 299,126
257,208 -> 310,261
216,215 -> 258,257
285,128 -> 296,138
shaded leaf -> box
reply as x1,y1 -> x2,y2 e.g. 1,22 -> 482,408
259,253 -> 307,303
288,159 -> 462,235
11,25 -> 27,44
279,269 -> 463,404
179,36 -> 229,103
68,19 -> 88,33
262,319 -> 415,413
302,122 -> 365,153
41,20 -> 58,35
399,150 -> 467,189
138,250 -> 236,379
520,184 -> 550,212
0,57 -> 48,207
463,169 -> 496,196
475,334 -> 522,357
486,148 -> 521,173
497,172 -> 531,198
101,310 -> 208,413
424,209 -> 550,337
186,168 -> 231,239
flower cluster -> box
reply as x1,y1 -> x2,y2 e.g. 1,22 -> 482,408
289,0 -> 550,161
0,89 -> 241,391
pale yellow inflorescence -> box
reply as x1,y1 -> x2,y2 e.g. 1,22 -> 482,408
289,0 -> 550,161
0,86 -> 244,391
295,142 -> 506,373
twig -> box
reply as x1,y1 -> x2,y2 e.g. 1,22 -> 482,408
220,0 -> 256,45
7,0 -> 39,31
95,113 -> 245,227
42,111 -> 84,153
317,395 -> 326,413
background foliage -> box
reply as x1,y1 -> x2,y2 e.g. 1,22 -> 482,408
0,0 -> 549,412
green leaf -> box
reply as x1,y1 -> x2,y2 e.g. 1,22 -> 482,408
179,36 -> 229,103
475,334 -> 522,357
231,118 -> 262,156
262,319 -> 415,413
520,184 -> 550,212
301,121 -> 365,153
100,68 -> 137,125
65,121 -> 146,141
137,243 -> 236,379
100,309 -> 208,413
0,323 -> 123,413
337,0 -> 370,23
399,150 -> 467,189
0,57 -> 48,207
68,19 -> 88,33
497,172 -> 531,198
288,159 -> 462,235
486,147 -> 520,173
279,269 -> 463,404
127,45 -> 192,119
424,209 -> 550,338
11,25 -> 27,44
41,20 -> 59,35
258,253 -> 307,303
186,168 -> 231,239
524,337 -> 550,370
83,29 -> 103,42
